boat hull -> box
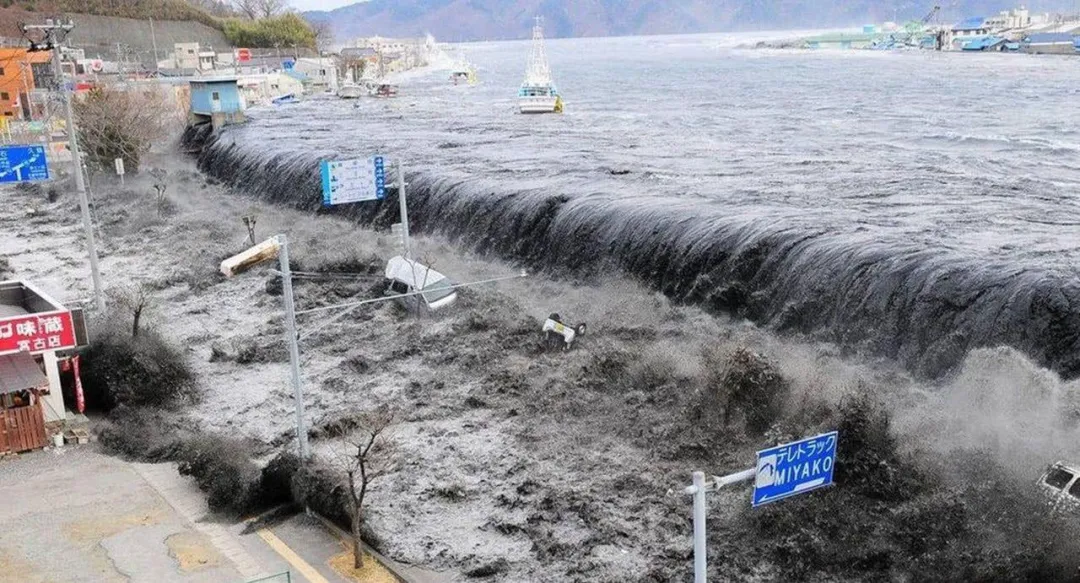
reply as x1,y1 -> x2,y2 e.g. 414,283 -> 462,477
519,95 -> 559,114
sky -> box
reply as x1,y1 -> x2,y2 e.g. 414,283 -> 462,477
289,0 -> 361,11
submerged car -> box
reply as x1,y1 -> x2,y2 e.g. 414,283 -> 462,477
1038,461 -> 1080,514
384,256 -> 457,313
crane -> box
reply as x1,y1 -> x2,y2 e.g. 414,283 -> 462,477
921,5 -> 941,25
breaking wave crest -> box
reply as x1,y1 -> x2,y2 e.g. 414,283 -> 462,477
183,124 -> 1080,380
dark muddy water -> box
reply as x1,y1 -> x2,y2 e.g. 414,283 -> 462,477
189,34 -> 1080,378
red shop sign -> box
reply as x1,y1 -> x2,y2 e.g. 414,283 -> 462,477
0,311 -> 76,355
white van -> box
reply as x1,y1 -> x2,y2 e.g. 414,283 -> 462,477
384,256 -> 457,313
1038,461 -> 1080,515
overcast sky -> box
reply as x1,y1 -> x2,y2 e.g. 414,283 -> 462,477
289,0 -> 360,11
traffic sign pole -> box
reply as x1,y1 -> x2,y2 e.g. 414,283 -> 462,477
682,468 -> 755,583
398,164 -> 411,259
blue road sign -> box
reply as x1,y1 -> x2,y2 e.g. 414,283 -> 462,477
0,145 -> 49,183
752,431 -> 838,507
321,156 -> 387,206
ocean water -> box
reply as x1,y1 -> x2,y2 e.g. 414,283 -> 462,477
191,34 -> 1080,378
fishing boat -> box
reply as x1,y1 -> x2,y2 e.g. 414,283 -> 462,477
371,83 -> 398,98
518,17 -> 563,114
337,83 -> 364,99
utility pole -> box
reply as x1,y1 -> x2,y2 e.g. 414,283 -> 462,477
23,20 -> 106,313
149,17 -> 159,72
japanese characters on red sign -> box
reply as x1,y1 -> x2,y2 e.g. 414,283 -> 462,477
0,311 -> 76,355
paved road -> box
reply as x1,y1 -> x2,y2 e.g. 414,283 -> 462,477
0,446 -> 289,583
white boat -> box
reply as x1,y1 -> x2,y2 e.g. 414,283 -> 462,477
337,83 -> 364,99
519,17 -> 562,114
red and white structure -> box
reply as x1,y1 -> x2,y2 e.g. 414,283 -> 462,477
0,280 -> 85,452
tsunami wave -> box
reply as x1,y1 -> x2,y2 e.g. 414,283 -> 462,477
183,123 -> 1080,381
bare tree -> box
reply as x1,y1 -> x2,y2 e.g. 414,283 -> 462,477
74,88 -> 175,175
311,20 -> 334,52
257,0 -> 288,18
149,168 -> 169,215
335,408 -> 397,570
113,284 -> 151,338
232,0 -> 259,19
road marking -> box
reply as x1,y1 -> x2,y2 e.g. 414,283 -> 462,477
257,528 -> 330,583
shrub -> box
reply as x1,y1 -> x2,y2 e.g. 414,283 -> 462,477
177,435 -> 260,515
259,451 -> 301,509
0,256 -> 9,279
79,323 -> 196,411
97,406 -> 186,461
223,13 -> 316,48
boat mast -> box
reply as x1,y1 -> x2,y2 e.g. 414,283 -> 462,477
524,16 -> 551,86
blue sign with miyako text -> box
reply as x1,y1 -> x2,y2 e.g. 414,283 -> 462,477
752,431 -> 838,507
0,145 -> 49,183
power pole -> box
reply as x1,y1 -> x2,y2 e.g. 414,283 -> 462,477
23,19 -> 106,313
149,17 -> 159,72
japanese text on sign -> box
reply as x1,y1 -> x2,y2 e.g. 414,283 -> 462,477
753,431 -> 838,507
0,311 -> 77,355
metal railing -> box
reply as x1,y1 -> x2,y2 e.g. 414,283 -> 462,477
243,572 -> 291,583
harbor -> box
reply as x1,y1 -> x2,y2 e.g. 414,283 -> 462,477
759,5 -> 1080,54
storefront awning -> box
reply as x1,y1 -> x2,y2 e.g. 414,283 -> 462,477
0,352 -> 48,394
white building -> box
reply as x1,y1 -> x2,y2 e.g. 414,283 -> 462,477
984,7 -> 1032,30
291,57 -> 338,92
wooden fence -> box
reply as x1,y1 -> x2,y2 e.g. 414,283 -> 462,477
0,403 -> 47,454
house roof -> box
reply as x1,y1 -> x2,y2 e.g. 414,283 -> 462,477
961,36 -> 1006,50
953,17 -> 986,31
1025,32 -> 1076,44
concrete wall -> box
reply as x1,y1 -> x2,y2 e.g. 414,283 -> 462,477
67,14 -> 231,66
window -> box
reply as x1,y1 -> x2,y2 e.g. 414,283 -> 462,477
1044,467 -> 1074,490
1070,479 -> 1080,500
211,91 -> 220,100
3,112 -> 11,117
0,68 -> 6,76
187,49 -> 195,54
421,279 -> 454,303
389,280 -> 409,294
0,92 -> 8,101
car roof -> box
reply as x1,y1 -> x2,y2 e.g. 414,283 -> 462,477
1051,461 -> 1080,474
385,256 -> 448,288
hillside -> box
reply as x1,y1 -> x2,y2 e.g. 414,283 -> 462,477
0,0 -> 223,30
305,0 -> 1080,42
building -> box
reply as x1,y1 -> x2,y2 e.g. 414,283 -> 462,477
947,17 -> 990,49
1022,32 -> 1079,53
189,78 -> 245,128
0,49 -> 54,119
984,8 -> 1032,30
238,73 -> 304,105
959,36 -> 1009,51
290,57 -> 338,92
803,32 -> 878,50
171,42 -> 218,72
0,279 -> 87,454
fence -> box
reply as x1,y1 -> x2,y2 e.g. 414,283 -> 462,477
0,403 -> 47,454
243,571 -> 291,583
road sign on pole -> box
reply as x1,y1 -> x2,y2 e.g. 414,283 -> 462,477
320,156 -> 386,206
0,144 -> 49,183
752,431 -> 838,507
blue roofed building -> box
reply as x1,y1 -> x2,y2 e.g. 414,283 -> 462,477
959,35 -> 1008,51
948,17 -> 990,49
189,77 -> 246,129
